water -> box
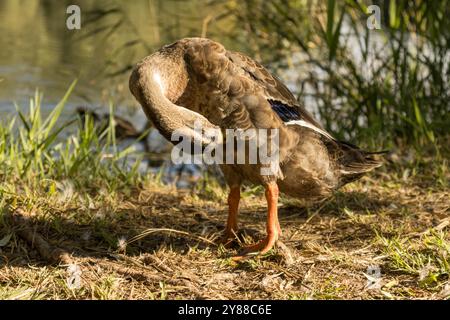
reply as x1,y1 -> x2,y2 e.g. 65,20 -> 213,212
0,0 -> 235,114
0,0 -> 238,187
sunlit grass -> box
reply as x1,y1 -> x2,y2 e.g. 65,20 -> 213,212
0,83 -> 145,207
378,230 -> 450,288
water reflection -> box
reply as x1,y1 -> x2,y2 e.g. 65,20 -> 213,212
0,0 -> 233,110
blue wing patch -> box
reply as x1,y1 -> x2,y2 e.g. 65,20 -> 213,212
269,100 -> 301,122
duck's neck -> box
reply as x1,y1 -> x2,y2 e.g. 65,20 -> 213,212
129,54 -> 220,145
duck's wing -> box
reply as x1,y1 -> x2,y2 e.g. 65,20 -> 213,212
225,51 -> 326,131
183,38 -> 329,137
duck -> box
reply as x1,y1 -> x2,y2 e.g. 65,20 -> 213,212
76,106 -> 152,151
129,38 -> 385,259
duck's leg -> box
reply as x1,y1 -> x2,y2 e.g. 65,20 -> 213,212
234,182 -> 280,259
218,185 -> 240,245
225,185 -> 240,237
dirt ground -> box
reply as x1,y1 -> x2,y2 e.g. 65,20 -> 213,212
0,171 -> 449,300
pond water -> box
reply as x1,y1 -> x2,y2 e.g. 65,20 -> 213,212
0,0 -> 242,186
0,0 -> 241,114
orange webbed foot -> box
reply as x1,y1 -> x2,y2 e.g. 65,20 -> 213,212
231,182 -> 280,261
231,232 -> 278,261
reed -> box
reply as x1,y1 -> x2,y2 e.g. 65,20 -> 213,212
0,82 -> 144,202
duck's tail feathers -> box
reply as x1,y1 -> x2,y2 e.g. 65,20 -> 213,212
337,141 -> 388,185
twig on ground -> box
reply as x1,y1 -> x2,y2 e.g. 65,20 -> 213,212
126,228 -> 218,247
9,208 -> 73,265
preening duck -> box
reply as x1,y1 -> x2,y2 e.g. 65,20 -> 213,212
129,38 -> 385,259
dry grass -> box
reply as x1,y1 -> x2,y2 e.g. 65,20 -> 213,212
0,168 -> 448,300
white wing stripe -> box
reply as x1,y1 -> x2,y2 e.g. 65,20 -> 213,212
285,120 -> 334,140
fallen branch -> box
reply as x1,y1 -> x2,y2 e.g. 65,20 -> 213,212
10,208 -> 73,265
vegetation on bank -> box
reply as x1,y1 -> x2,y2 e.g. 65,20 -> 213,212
0,83 -> 448,299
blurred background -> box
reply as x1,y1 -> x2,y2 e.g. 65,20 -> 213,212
0,0 -> 448,178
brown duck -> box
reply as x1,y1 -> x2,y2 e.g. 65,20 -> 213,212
129,38 -> 385,258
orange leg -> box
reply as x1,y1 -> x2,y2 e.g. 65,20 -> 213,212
219,185 -> 240,244
234,182 -> 280,259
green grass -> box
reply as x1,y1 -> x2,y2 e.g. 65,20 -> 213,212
378,231 -> 450,288
0,84 -> 146,205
